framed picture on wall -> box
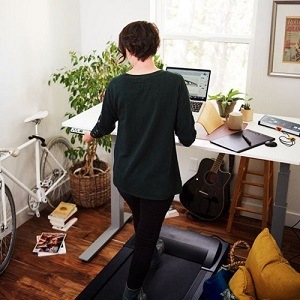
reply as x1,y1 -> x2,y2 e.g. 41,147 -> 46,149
268,0 -> 300,78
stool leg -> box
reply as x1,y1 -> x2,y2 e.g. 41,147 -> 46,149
268,161 -> 274,224
236,157 -> 249,210
227,158 -> 274,232
226,157 -> 248,233
262,160 -> 270,229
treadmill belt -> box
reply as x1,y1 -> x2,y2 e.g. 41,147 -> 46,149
96,253 -> 203,300
76,225 -> 229,300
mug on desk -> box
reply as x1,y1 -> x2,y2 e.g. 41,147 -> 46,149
226,111 -> 243,130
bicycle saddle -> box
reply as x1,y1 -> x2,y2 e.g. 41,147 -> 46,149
24,111 -> 48,123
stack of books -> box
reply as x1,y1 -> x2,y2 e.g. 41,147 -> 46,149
48,202 -> 78,231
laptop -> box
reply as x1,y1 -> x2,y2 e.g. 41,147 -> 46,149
166,66 -> 211,118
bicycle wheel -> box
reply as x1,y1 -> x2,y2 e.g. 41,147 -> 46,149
40,136 -> 73,208
0,184 -> 16,274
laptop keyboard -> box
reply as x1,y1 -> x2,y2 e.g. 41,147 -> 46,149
190,101 -> 203,112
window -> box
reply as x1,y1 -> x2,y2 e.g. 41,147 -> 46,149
152,0 -> 256,94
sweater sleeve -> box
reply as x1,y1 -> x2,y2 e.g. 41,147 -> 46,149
174,77 -> 197,146
90,83 -> 118,139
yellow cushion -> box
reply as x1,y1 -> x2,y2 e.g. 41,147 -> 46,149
245,228 -> 300,300
229,266 -> 256,299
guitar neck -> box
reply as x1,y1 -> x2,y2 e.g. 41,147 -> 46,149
210,153 -> 225,174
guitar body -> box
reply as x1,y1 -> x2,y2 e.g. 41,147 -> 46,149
180,156 -> 231,221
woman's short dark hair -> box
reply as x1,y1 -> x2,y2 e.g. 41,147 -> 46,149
118,21 -> 160,62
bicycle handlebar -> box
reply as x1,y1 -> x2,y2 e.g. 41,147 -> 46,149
0,148 -> 20,157
1,135 -> 47,162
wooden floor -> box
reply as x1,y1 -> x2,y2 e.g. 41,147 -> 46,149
0,201 -> 299,300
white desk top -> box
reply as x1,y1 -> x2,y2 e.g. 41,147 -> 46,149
62,104 -> 300,166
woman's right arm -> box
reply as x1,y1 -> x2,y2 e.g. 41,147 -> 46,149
174,77 -> 196,146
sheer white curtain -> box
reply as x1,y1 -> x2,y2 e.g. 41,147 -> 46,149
153,0 -> 256,95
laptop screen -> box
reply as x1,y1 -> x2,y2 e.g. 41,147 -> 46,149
166,67 -> 211,101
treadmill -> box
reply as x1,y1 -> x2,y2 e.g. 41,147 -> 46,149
76,225 -> 229,300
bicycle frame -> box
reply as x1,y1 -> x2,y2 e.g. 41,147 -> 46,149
0,121 -> 68,218
0,172 -> 8,230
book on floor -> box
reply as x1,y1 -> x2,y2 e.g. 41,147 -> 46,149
34,234 -> 67,257
165,206 -> 179,218
48,202 -> 77,227
52,217 -> 78,232
49,201 -> 77,219
48,206 -> 78,227
33,232 -> 66,256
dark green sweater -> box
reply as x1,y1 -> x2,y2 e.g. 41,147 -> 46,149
91,70 -> 196,200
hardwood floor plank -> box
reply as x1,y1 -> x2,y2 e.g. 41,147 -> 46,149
0,201 -> 299,299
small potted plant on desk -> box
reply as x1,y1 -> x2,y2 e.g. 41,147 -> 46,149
208,89 -> 244,117
240,95 -> 254,122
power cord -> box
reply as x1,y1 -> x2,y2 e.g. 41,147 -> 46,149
275,126 -> 296,147
292,219 -> 300,241
279,133 -> 296,147
288,219 -> 300,264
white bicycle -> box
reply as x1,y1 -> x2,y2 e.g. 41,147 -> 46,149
0,111 -> 73,274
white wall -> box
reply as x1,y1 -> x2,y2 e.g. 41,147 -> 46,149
79,0 -> 300,228
80,0 -> 150,53
79,0 -> 151,163
1,0 -> 299,228
251,1 -> 299,118
0,0 -> 81,225
0,0 -> 150,226
174,0 -> 300,228
247,0 -> 300,227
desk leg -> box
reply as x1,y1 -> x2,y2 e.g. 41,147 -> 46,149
79,136 -> 132,262
271,162 -> 290,248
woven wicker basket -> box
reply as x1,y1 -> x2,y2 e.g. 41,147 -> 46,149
69,160 -> 111,208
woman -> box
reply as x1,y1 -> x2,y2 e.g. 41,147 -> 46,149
84,21 -> 196,300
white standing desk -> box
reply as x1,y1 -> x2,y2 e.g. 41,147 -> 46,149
63,104 -> 300,261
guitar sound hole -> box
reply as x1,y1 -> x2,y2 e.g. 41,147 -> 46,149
205,171 -> 217,184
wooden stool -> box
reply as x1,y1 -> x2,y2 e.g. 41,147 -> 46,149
226,157 -> 274,233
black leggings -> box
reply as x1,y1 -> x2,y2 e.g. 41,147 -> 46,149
119,190 -> 173,290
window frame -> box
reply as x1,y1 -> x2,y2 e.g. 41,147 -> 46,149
150,0 -> 258,94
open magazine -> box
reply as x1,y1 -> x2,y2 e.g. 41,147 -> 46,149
33,232 -> 66,257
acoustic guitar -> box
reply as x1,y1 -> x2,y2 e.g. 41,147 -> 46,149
180,153 -> 231,221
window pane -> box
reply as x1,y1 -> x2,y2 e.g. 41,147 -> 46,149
163,40 -> 249,94
163,0 -> 254,36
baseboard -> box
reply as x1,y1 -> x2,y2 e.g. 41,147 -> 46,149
239,201 -> 300,229
16,206 -> 33,228
16,197 -> 300,230
173,196 -> 300,229
16,203 -> 47,228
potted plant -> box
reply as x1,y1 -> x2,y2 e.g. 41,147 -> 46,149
208,89 -> 245,117
240,95 -> 254,122
48,42 -> 130,207
49,42 -> 164,208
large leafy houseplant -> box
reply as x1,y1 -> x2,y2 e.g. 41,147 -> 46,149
49,42 -> 130,175
49,43 -> 163,207
49,41 -> 164,176
48,42 -> 131,207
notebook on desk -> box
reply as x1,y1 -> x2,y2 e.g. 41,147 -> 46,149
210,129 -> 275,153
166,66 -> 211,119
